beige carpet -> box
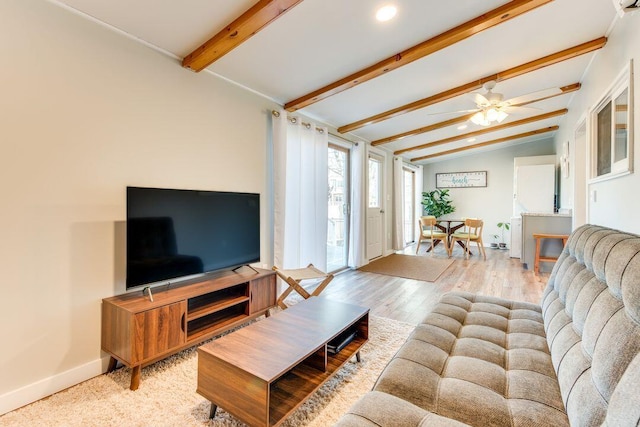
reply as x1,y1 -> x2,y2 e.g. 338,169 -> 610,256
358,254 -> 454,282
0,314 -> 414,427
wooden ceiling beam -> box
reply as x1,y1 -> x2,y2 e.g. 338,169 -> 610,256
394,108 -> 567,155
339,38 -> 606,133
411,126 -> 559,162
283,0 -> 553,112
371,114 -> 476,147
182,0 -> 303,72
372,83 -> 580,146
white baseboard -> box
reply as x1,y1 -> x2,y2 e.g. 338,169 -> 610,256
0,356 -> 109,416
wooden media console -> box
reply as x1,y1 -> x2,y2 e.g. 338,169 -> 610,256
101,267 -> 276,390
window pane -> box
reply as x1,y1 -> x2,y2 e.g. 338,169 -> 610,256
368,158 -> 380,208
614,88 -> 629,163
596,101 -> 612,176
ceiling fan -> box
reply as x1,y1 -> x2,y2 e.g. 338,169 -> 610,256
435,81 -> 562,126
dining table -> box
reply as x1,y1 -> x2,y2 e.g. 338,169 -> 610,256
426,219 -> 473,255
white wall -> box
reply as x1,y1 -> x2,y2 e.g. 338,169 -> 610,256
0,0 -> 279,413
422,140 -> 555,247
556,11 -> 640,232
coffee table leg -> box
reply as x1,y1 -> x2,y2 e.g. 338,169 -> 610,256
356,351 -> 361,363
209,403 -> 218,419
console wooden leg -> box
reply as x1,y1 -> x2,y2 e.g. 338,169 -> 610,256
209,403 -> 218,419
107,357 -> 118,373
356,351 -> 361,363
130,365 -> 141,391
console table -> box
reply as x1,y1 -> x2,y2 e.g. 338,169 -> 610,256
197,297 -> 369,427
101,267 -> 276,390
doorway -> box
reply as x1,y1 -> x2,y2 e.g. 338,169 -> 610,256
367,153 -> 384,260
327,144 -> 350,272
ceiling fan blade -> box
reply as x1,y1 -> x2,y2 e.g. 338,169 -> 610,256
471,92 -> 490,106
503,87 -> 562,106
427,108 -> 480,116
501,105 -> 541,114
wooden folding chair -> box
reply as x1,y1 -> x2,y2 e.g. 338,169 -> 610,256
272,263 -> 334,309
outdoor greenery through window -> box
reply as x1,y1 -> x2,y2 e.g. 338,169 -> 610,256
327,144 -> 349,272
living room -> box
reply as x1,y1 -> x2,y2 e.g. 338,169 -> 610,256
1,0 -> 640,425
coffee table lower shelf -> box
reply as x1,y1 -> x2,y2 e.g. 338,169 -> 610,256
196,297 -> 369,427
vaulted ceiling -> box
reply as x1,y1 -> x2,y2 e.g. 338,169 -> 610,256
56,0 -> 617,163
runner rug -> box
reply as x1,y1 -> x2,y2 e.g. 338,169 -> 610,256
358,253 -> 454,282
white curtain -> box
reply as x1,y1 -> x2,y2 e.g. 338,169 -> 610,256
272,110 -> 328,272
348,142 -> 367,268
392,157 -> 405,250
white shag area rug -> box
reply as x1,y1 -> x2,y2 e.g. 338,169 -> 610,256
1,315 -> 415,427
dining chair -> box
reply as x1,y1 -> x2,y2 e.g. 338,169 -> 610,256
416,216 -> 449,256
449,218 -> 486,260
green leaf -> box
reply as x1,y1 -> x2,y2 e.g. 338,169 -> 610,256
421,189 -> 455,218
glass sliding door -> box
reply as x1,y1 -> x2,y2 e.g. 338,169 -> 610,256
327,144 -> 350,272
403,167 -> 416,245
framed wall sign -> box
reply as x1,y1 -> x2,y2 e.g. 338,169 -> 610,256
436,171 -> 487,188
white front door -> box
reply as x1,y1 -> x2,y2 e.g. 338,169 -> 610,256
367,154 -> 383,260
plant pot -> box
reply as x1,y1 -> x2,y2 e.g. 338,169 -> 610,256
490,243 -> 498,249
498,243 -> 507,250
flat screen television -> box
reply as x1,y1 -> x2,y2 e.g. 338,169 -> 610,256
126,186 -> 260,290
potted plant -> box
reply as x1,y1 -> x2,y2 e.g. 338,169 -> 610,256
421,189 -> 455,218
497,222 -> 510,249
490,234 -> 499,249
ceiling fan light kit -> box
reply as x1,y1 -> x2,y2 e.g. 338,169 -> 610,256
471,108 -> 509,126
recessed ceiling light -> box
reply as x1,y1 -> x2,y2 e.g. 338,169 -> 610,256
376,5 -> 397,22
457,124 -> 468,130
467,138 -> 476,142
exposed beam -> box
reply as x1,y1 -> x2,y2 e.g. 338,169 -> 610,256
339,37 -> 606,133
182,0 -> 303,72
284,0 -> 553,112
411,126 -> 559,162
394,109 -> 567,155
372,83 -> 581,146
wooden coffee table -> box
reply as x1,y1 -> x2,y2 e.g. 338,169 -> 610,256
197,297 -> 369,427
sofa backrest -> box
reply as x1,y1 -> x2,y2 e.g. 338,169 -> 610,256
542,224 -> 640,426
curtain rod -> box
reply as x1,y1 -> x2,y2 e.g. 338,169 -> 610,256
272,110 -> 324,134
271,110 -> 359,145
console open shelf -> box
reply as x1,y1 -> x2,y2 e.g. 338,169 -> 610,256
187,283 -> 249,321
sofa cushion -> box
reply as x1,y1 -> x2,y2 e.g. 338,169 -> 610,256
370,291 -> 568,427
336,391 -> 471,427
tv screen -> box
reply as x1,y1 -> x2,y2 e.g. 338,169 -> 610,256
126,187 -> 260,289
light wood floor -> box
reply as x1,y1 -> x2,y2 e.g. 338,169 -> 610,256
320,244 -> 548,325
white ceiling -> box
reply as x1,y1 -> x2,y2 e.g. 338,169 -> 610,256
55,0 -> 617,163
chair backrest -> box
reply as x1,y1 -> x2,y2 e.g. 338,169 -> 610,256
465,218 -> 483,236
419,216 -> 437,228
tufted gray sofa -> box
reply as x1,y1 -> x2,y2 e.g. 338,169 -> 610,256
336,225 -> 640,426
